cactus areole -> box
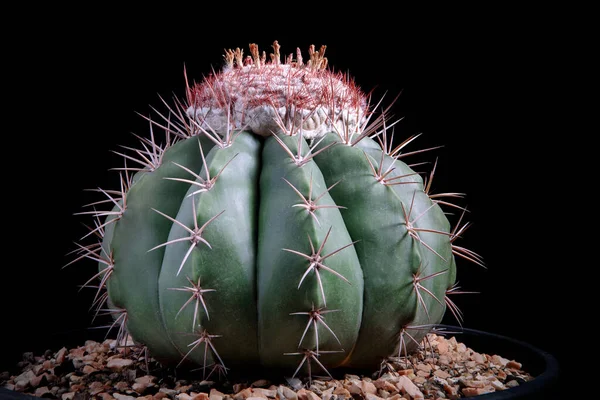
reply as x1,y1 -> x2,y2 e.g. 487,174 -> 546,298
74,41 -> 482,381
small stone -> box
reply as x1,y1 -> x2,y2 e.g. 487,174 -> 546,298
30,373 -> 50,388
396,376 -> 424,399
439,355 -> 451,366
15,369 -> 36,386
178,384 -> 193,393
192,393 -> 210,400
332,386 -> 351,398
396,369 -> 413,376
62,392 -> 76,400
114,394 -> 138,400
56,348 -> 68,365
321,387 -> 334,400
505,380 -> 519,388
361,380 -> 378,395
99,394 -> 116,400
490,379 -> 506,390
252,388 -> 277,398
459,379 -> 485,388
246,393 -> 267,400
69,347 -> 85,360
471,352 -> 485,365
15,380 -> 28,391
437,340 -> 449,355
278,385 -> 298,400
461,387 -> 493,397
448,337 -> 458,349
491,355 -> 509,367
506,360 -> 522,369
69,383 -> 86,392
210,388 -> 226,400
416,370 -> 429,378
415,364 -> 432,373
82,365 -> 98,374
433,370 -> 450,379
114,381 -> 130,392
386,395 -> 406,400
374,379 -> 398,393
497,370 -> 507,380
34,386 -> 51,397
33,364 -> 45,375
89,381 -> 106,395
345,379 -> 362,395
107,358 -> 134,370
252,379 -> 270,388
160,388 -> 179,396
136,375 -> 157,385
309,382 -> 324,394
296,388 -> 320,400
133,382 -> 150,394
233,387 -> 253,400
365,393 -> 385,400
413,376 -> 427,384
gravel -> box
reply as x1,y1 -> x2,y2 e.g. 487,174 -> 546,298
1,333 -> 533,399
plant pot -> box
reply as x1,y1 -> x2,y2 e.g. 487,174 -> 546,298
0,324 -> 560,399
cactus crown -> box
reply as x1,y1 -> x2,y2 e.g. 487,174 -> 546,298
186,41 -> 369,139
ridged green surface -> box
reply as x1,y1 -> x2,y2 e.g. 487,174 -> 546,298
158,132 -> 261,367
257,134 -> 363,369
98,131 -> 457,374
105,136 -> 214,361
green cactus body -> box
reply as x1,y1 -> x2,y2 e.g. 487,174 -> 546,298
257,134 -> 364,370
75,41 -> 479,380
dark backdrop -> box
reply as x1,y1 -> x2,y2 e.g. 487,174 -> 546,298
3,13 -> 566,394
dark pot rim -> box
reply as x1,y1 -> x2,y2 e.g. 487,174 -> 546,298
0,324 -> 560,400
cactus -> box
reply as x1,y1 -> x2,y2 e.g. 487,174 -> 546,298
70,41 -> 483,382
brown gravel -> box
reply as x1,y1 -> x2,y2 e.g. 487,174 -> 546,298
1,333 -> 533,399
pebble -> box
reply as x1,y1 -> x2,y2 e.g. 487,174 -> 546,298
251,379 -> 270,388
106,358 -> 134,370
210,388 -> 226,400
436,341 -> 449,355
34,386 -> 50,397
432,370 -> 450,379
114,393 -> 138,400
461,387 -> 494,397
397,375 -> 424,399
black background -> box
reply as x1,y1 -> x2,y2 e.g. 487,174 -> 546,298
3,9 -> 571,396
